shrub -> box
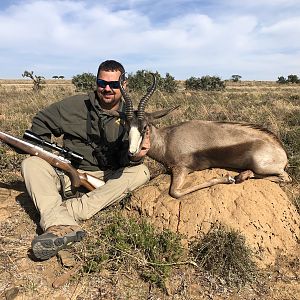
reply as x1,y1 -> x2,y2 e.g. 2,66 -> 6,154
185,75 -> 225,91
287,74 -> 300,83
22,70 -> 45,91
72,72 -> 96,92
127,70 -> 178,93
277,74 -> 300,84
289,94 -> 300,101
81,213 -> 184,290
277,76 -> 288,84
161,72 -> 178,93
190,223 -> 257,287
184,76 -> 201,90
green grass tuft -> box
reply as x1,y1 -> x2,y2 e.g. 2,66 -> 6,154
80,213 -> 184,290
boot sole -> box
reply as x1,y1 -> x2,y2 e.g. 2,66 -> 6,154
31,230 -> 85,260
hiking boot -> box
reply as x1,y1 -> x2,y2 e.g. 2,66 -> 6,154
31,225 -> 85,260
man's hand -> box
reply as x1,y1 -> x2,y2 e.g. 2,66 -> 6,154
130,127 -> 151,161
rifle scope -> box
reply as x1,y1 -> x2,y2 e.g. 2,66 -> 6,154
23,130 -> 83,163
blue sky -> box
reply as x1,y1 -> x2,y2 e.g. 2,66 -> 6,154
0,0 -> 299,80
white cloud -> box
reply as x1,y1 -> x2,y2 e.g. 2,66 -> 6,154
0,0 -> 299,80
261,17 -> 300,35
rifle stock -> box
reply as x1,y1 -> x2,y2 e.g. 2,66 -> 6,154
0,131 -> 104,191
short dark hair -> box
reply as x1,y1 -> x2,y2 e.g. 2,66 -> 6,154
97,60 -> 125,78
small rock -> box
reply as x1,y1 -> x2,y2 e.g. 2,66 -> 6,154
5,287 -> 19,300
57,250 -> 77,267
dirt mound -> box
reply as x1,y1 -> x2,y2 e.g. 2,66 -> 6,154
131,168 -> 300,267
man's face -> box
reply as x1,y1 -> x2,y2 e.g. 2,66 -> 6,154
96,70 -> 125,110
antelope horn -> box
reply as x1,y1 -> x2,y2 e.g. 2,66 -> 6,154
137,73 -> 157,120
119,72 -> 133,120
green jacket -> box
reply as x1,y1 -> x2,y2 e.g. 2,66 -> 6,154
31,91 -> 136,171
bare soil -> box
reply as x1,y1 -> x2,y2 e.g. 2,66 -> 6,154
0,175 -> 299,300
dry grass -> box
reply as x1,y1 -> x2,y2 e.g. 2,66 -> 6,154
1,79 -> 299,193
1,79 -> 299,185
0,80 -> 300,299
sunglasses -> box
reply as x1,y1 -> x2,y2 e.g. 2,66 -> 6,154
96,79 -> 120,89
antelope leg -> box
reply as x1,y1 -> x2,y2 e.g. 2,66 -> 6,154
169,167 -> 235,199
252,171 -> 292,183
234,170 -> 255,183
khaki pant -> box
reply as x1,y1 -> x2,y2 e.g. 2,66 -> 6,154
21,156 -> 150,231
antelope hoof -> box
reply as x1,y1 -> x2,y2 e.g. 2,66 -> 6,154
228,176 -> 235,184
225,175 -> 235,184
234,170 -> 255,183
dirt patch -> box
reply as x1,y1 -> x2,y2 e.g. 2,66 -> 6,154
131,168 -> 300,268
0,177 -> 299,299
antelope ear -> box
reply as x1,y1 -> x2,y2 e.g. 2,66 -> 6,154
146,105 -> 180,121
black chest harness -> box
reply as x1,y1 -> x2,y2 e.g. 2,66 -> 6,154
86,101 -> 127,170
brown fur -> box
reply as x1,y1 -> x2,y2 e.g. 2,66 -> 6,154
128,108 -> 291,198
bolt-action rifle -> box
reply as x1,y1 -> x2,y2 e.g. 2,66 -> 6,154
0,130 -> 104,191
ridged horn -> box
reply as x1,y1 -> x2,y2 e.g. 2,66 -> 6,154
119,72 -> 133,120
137,73 -> 157,120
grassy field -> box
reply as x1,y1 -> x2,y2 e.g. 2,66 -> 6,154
0,79 -> 300,299
3,79 -> 298,176
1,79 -> 300,185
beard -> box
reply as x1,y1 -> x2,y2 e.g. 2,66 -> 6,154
97,90 -> 121,110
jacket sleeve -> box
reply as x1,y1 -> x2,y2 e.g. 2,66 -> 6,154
30,101 -> 63,141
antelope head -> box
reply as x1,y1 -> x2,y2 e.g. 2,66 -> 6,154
119,72 -> 156,156
119,72 -> 179,156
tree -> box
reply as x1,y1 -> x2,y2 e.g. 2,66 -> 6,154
287,74 -> 300,84
72,72 -> 96,92
22,70 -> 45,91
185,75 -> 225,91
277,76 -> 288,84
231,75 -> 242,82
277,74 -> 300,84
127,70 -> 178,93
52,76 -> 59,79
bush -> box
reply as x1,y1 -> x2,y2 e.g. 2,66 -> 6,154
185,75 -> 225,91
127,70 -> 178,93
190,223 -> 257,287
22,70 -> 45,91
277,74 -> 300,84
82,213 -> 184,290
161,72 -> 178,93
72,72 -> 96,92
287,74 -> 300,83
277,76 -> 288,84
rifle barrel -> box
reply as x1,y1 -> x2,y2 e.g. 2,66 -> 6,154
23,130 -> 83,163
